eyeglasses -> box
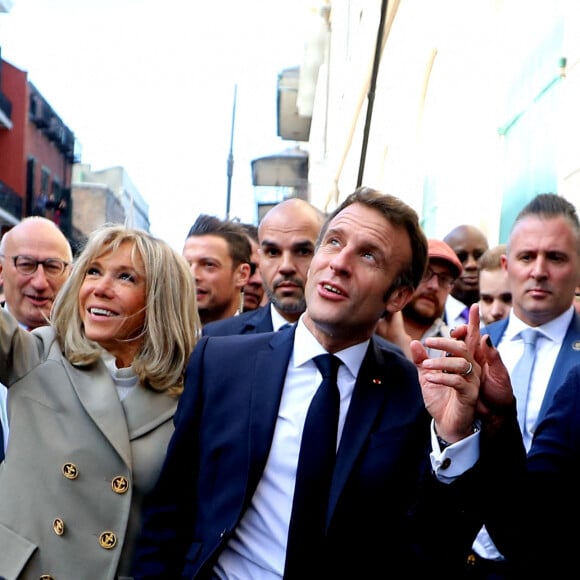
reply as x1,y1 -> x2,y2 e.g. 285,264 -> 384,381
2,255 -> 70,278
421,267 -> 456,289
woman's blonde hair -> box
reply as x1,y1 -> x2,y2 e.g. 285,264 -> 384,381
51,224 -> 200,396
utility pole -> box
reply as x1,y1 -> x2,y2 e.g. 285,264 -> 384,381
225,83 -> 237,220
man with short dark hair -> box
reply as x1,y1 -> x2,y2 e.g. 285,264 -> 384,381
134,187 -> 509,579
466,193 -> 580,577
183,214 -> 251,326
239,223 -> 265,312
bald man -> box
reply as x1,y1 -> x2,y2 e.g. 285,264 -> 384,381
0,217 -> 73,458
443,224 -> 488,326
203,198 -> 325,336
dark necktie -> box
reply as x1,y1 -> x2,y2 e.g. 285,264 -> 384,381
284,353 -> 341,579
0,419 -> 4,462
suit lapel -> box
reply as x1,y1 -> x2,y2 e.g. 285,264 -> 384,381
247,329 -> 294,494
63,358 -> 132,467
251,305 -> 274,333
538,312 -> 580,423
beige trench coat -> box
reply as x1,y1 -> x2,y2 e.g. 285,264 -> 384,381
0,309 -> 178,579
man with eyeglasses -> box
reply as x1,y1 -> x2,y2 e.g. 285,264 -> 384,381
376,239 -> 462,358
0,216 -> 73,460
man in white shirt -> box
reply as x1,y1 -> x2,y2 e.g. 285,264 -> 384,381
134,187 -> 514,579
443,224 -> 489,327
466,193 -> 580,578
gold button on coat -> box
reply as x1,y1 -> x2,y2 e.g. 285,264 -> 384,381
99,531 -> 117,549
52,518 -> 65,536
112,475 -> 129,494
62,463 -> 79,479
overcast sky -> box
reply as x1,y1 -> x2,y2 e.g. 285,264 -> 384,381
0,0 -> 310,250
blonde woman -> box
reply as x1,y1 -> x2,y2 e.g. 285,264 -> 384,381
0,224 -> 200,579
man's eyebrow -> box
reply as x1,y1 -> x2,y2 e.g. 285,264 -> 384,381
292,240 -> 316,250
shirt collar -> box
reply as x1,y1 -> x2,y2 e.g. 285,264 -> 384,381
504,306 -> 574,343
293,315 -> 370,379
270,303 -> 294,332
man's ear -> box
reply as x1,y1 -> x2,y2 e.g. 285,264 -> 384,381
235,262 -> 251,289
384,286 -> 414,314
501,254 -> 508,273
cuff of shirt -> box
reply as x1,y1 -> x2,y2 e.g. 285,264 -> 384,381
429,420 -> 480,483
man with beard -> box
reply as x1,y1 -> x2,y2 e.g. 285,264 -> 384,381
375,239 -> 462,359
203,198 -> 324,336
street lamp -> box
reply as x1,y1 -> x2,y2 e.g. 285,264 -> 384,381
251,146 -> 309,222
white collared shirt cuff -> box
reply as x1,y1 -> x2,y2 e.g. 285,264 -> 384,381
429,421 -> 480,483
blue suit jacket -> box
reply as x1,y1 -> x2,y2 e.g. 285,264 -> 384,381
134,329 -> 493,578
484,311 -> 580,428
487,363 -> 580,577
202,305 -> 274,336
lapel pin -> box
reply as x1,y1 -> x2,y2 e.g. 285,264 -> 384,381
372,378 -> 382,384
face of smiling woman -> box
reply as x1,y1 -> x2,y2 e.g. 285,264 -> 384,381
79,241 -> 147,368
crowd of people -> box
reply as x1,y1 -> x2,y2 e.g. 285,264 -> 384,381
0,189 -> 578,580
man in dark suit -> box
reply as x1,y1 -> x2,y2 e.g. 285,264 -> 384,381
134,187 -> 514,579
466,192 -> 580,577
203,198 -> 324,336
477,362 -> 580,579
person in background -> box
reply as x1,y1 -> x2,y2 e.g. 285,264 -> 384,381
443,224 -> 489,327
478,244 -> 512,326
464,192 -> 580,578
0,216 -> 73,461
0,224 -> 200,579
203,198 -> 324,336
574,285 -> 580,314
239,222 -> 265,312
133,187 -> 510,579
183,214 -> 251,326
375,238 -> 462,359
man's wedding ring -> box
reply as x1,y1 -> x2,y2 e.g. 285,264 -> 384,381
460,362 -> 473,377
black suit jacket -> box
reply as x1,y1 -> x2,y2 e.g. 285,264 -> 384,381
134,328 -> 514,579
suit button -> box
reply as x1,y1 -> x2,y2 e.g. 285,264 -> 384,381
99,531 -> 117,549
52,518 -> 65,536
40,575 -> 55,580
112,475 -> 129,494
62,463 -> 79,479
